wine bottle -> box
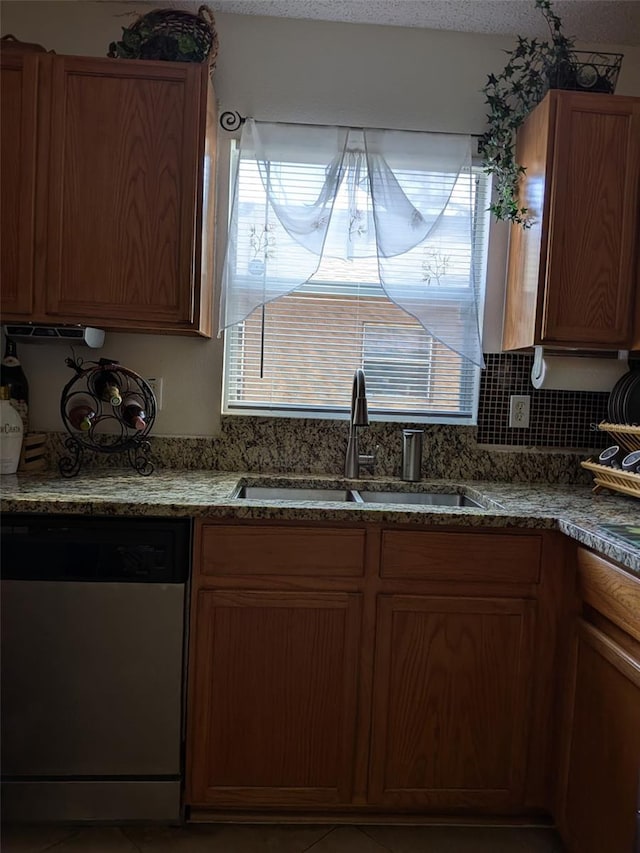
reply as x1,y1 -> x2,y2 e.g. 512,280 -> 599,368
0,385 -> 24,474
1,339 -> 29,432
94,369 -> 122,406
67,401 -> 96,432
121,396 -> 147,431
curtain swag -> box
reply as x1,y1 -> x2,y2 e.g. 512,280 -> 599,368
219,119 -> 485,367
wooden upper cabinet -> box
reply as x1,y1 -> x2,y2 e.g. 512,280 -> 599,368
0,49 -> 39,316
0,52 -> 216,336
503,91 -> 640,351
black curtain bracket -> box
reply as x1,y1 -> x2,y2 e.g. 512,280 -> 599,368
220,111 -> 246,131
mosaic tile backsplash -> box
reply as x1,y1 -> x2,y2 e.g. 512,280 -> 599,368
477,353 -> 610,448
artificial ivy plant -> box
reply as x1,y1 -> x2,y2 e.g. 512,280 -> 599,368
478,0 -> 575,228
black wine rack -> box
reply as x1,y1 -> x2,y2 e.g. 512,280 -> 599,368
59,360 -> 156,477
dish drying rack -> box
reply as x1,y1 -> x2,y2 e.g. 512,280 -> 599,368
581,423 -> 640,499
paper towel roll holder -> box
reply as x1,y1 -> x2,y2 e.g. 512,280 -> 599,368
531,346 -> 629,392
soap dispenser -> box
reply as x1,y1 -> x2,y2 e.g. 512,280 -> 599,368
401,429 -> 423,481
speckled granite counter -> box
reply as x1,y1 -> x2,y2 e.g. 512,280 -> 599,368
2,470 -> 639,575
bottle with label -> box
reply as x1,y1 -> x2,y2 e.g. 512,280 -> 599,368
67,399 -> 97,432
1,339 -> 29,433
121,396 -> 147,431
93,369 -> 122,407
0,385 -> 24,474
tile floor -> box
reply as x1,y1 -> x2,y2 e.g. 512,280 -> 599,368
1,823 -> 566,852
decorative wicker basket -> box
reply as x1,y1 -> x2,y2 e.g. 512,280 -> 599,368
548,51 -> 623,94
0,34 -> 48,53
108,5 -> 219,71
581,423 -> 640,500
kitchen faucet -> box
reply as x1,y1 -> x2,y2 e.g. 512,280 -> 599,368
345,368 -> 375,478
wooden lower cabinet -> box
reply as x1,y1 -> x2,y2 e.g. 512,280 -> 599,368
562,622 -> 640,853
558,548 -> 640,853
188,589 -> 362,806
369,595 -> 537,811
186,521 -> 553,816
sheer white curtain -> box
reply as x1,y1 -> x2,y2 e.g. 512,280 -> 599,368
219,119 -> 484,367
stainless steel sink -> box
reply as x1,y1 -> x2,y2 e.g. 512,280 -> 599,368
233,484 -> 483,508
353,491 -> 482,508
234,486 -> 357,502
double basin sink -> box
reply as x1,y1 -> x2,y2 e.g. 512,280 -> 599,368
234,485 -> 483,508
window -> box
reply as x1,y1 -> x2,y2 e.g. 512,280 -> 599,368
362,323 -> 433,406
221,127 -> 490,423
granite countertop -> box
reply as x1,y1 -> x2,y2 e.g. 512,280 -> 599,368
2,469 -> 639,575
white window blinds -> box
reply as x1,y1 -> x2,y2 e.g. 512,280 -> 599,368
221,121 -> 490,423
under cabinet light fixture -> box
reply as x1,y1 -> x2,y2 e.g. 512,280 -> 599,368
3,324 -> 105,349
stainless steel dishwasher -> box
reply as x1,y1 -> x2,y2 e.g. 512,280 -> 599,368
1,513 -> 191,823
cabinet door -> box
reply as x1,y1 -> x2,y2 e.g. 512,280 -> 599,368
0,50 -> 39,316
369,595 -> 536,811
562,621 -> 640,853
542,93 -> 640,346
187,589 -> 362,807
44,56 -> 207,333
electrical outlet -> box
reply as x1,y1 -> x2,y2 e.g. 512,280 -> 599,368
509,395 -> 530,429
146,377 -> 164,411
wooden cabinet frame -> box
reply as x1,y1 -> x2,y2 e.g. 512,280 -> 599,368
0,50 -> 216,336
186,519 -> 568,820
0,49 -> 40,316
368,594 -> 537,811
556,546 -> 640,853
503,91 -> 640,352
188,588 -> 363,807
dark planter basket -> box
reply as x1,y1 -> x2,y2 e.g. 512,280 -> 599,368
107,5 -> 219,70
548,51 -> 623,94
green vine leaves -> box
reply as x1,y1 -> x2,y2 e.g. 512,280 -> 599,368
478,0 -> 575,228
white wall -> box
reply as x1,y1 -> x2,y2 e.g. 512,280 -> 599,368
3,2 -> 638,435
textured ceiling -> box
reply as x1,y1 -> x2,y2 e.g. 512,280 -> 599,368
147,1 -> 640,46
